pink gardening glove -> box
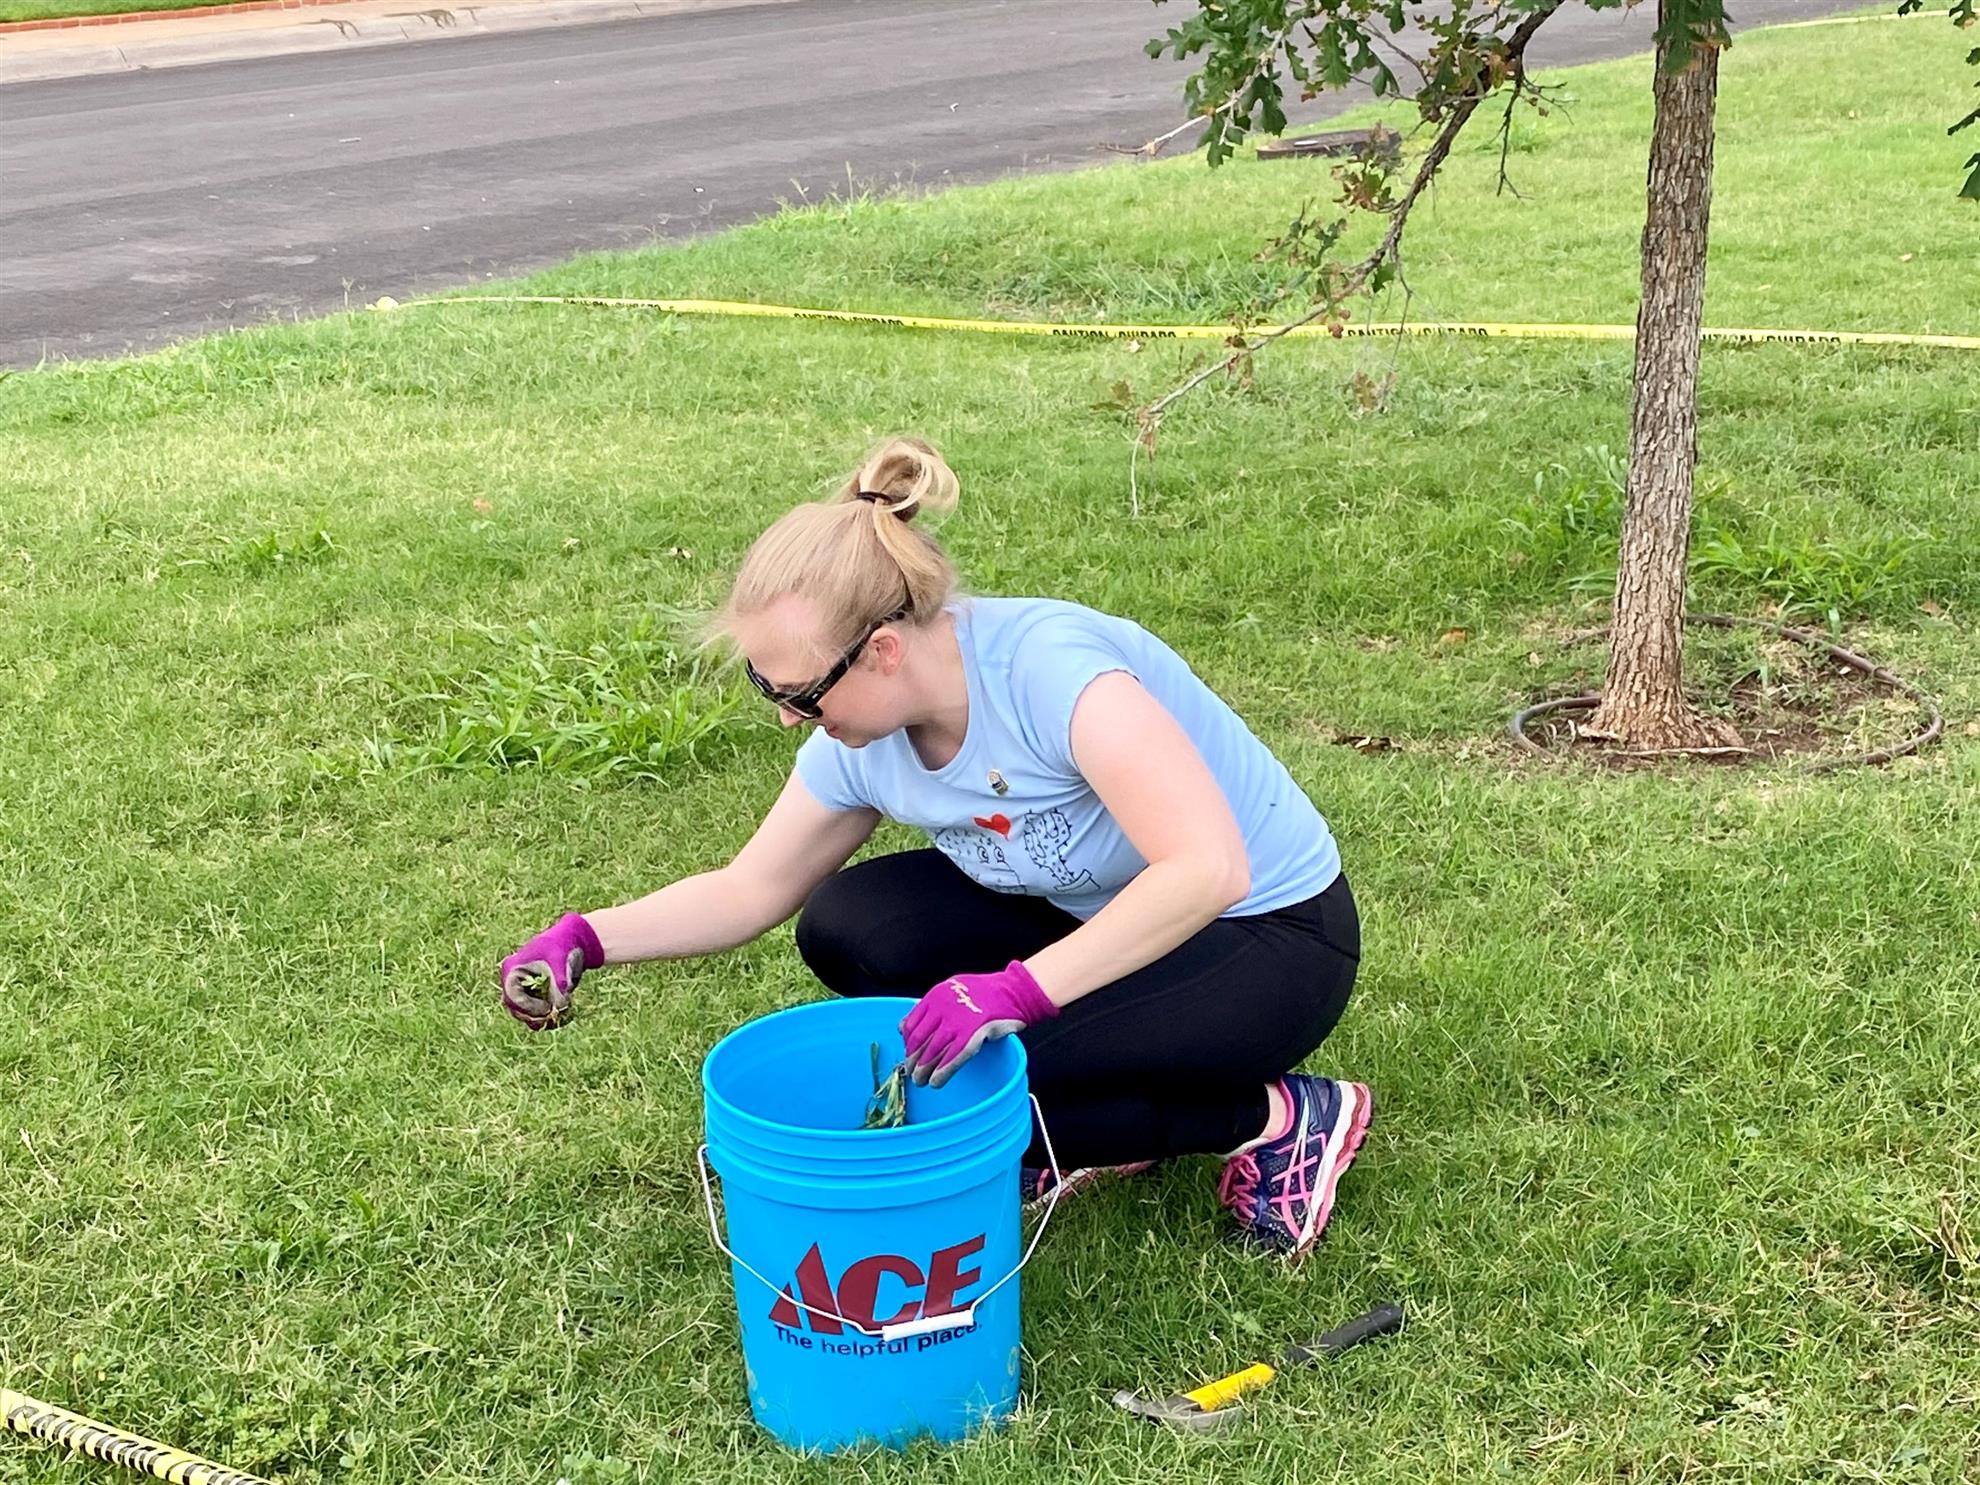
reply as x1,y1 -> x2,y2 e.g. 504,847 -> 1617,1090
900,961 -> 1059,1089
499,912 -> 604,1030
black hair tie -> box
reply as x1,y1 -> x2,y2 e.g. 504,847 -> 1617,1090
855,489 -> 914,519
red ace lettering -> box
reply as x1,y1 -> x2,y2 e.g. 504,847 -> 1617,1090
768,1234 -> 988,1332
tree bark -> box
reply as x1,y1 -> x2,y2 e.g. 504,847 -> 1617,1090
1588,5 -> 1732,749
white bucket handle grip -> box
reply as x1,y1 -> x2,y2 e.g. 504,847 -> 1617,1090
697,1091 -> 1063,1343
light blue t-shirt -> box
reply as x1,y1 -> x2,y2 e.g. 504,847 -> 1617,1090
794,597 -> 1339,920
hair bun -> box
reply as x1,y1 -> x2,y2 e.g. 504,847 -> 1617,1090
716,436 -> 962,649
839,437 -> 957,524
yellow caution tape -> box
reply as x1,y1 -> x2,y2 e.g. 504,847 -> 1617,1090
395,294 -> 1980,353
2,1389 -> 272,1485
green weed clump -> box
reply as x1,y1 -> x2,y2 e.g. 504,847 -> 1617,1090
862,1044 -> 910,1129
358,613 -> 739,783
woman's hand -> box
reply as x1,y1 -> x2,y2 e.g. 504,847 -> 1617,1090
900,961 -> 1058,1088
499,912 -> 604,1030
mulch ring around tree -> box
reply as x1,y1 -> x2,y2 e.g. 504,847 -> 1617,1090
1510,613 -> 1944,771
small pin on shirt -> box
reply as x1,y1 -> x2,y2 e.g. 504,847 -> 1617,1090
987,769 -> 1009,796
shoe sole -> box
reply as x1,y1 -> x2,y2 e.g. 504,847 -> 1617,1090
1023,1160 -> 1158,1210
1287,1080 -> 1373,1259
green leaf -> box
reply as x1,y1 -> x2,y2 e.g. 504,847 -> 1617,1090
862,1043 -> 910,1128
1655,0 -> 1731,71
1319,23 -> 1351,87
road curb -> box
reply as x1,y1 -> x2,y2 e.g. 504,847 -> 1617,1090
0,0 -> 797,82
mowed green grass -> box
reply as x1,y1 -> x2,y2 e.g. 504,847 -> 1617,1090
506,10 -> 1977,337
1,12 -> 1977,1485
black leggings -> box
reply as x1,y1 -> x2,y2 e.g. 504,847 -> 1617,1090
794,851 -> 1360,1169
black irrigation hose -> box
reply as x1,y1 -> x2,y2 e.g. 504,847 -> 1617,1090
1509,612 -> 1946,771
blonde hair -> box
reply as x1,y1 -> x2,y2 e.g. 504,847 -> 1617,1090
716,437 -> 962,656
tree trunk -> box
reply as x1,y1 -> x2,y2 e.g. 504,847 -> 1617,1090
1588,6 -> 1732,750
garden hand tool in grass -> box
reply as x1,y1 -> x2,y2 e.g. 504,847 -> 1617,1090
1113,1301 -> 1404,1432
500,911 -> 604,1030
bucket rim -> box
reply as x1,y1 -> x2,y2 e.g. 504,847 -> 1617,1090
702,996 -> 1028,1145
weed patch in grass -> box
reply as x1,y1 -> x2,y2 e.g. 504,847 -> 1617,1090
1692,526 -> 1924,626
347,613 -> 741,784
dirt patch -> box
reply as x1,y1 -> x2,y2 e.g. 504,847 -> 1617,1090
1514,617 -> 1942,770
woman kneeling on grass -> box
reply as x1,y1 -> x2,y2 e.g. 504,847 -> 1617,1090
500,438 -> 1369,1257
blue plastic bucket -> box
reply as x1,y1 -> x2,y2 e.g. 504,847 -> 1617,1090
699,997 -> 1042,1453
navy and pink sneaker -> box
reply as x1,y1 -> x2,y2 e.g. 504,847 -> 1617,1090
1217,1075 -> 1372,1258
1020,1161 -> 1157,1209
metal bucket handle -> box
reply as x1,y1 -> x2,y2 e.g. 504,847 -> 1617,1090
697,1092 -> 1063,1343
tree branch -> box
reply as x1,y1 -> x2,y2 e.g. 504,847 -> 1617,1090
1120,2 -> 1328,160
1495,64 -> 1528,199
1358,22 -> 1433,93
1495,66 -> 1577,198
1139,0 -> 1566,432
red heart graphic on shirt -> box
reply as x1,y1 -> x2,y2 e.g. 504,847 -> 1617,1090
973,813 -> 1013,838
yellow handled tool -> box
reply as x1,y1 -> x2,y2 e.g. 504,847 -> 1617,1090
1114,1301 -> 1405,1432
2,1388 -> 272,1484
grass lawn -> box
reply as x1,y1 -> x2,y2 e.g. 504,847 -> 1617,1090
0,0 -> 259,23
2,12 -> 1977,1485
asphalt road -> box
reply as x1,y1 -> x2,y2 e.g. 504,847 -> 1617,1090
0,0 -> 1869,368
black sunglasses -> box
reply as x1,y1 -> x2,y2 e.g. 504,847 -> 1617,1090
745,606 -> 910,720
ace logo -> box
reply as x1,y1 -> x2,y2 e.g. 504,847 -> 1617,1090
769,1234 -> 986,1333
